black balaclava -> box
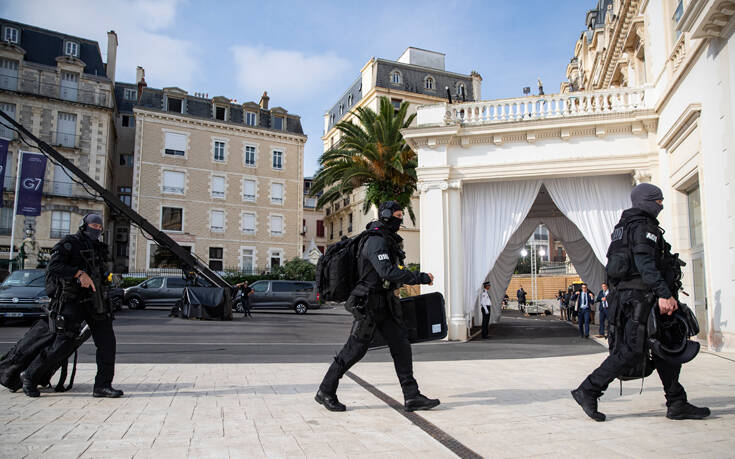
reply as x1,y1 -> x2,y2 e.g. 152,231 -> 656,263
378,201 -> 404,233
631,183 -> 664,218
80,213 -> 103,241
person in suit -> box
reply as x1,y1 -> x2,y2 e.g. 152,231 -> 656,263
480,282 -> 492,339
572,283 -> 595,338
516,286 -> 527,313
565,287 -> 575,322
595,283 -> 610,337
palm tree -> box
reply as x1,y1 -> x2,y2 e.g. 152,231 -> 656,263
309,97 -> 418,223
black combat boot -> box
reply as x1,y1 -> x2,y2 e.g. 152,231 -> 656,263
571,388 -> 605,422
404,394 -> 440,412
93,386 -> 124,398
315,390 -> 346,412
666,401 -> 710,420
20,372 -> 39,398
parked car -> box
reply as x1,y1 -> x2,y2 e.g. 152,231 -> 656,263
247,280 -> 319,314
124,276 -> 212,309
0,269 -> 50,322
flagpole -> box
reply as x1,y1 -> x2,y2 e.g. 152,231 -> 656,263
8,151 -> 23,273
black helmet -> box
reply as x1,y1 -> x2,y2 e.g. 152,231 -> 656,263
647,303 -> 700,365
378,201 -> 403,221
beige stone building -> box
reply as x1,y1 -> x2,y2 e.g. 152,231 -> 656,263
128,79 -> 307,273
0,19 -> 116,269
320,47 -> 481,264
301,177 -> 327,264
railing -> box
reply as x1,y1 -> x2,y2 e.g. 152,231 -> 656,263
303,196 -> 317,208
0,75 -> 111,108
123,266 -> 279,278
2,177 -> 102,200
440,87 -> 649,126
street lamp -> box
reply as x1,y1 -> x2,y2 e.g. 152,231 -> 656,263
520,248 -> 528,257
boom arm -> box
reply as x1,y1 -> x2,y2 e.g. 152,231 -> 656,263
0,110 -> 232,290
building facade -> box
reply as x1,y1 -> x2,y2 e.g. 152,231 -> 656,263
0,19 -> 116,269
301,177 -> 326,264
127,77 -> 307,273
404,0 -> 735,350
320,48 -> 481,264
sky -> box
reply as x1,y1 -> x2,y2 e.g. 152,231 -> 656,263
0,0 -> 590,176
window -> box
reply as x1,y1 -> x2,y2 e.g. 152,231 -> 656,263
272,150 -> 283,169
316,220 -> 324,237
116,242 -> 128,258
53,163 -> 73,196
167,97 -> 183,113
64,41 -> 79,57
50,211 -> 71,238
243,179 -> 256,201
391,98 -> 402,111
330,222 -> 334,239
339,217 -> 343,236
0,103 -> 15,140
271,183 -> 283,204
244,145 -> 256,166
142,277 -> 164,288
347,94 -> 353,106
149,244 -> 191,269
121,115 -> 133,127
211,176 -> 225,198
210,210 -> 224,232
0,207 -> 12,234
688,186 -> 703,248
209,247 -> 223,271
118,186 -> 131,206
162,170 -> 185,194
339,104 -> 344,115
270,215 -> 283,235
168,278 -> 187,288
270,250 -> 282,268
215,106 -> 226,120
673,0 -> 684,41
123,88 -> 137,101
161,207 -> 183,231
245,112 -> 256,126
391,71 -> 401,84
3,27 -> 19,44
348,213 -> 353,233
0,58 -> 18,91
119,154 -> 133,167
242,212 -> 255,233
3,151 -> 12,190
56,112 -> 76,148
456,83 -> 465,97
164,132 -> 186,156
272,116 -> 284,130
425,76 -> 435,90
214,141 -> 225,161
241,249 -> 255,272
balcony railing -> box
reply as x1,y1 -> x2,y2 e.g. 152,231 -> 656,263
304,196 -> 317,208
0,75 -> 111,108
2,177 -> 102,200
437,87 -> 649,126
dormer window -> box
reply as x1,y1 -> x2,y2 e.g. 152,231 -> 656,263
347,94 -> 353,106
272,116 -> 284,130
339,104 -> 344,115
456,83 -> 466,97
3,27 -> 18,44
167,97 -> 183,113
245,111 -> 256,126
64,40 -> 79,58
215,106 -> 227,121
425,76 -> 435,90
123,88 -> 137,101
391,71 -> 402,85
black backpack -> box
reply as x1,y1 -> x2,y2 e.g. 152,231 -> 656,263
0,318 -> 90,393
316,232 -> 374,302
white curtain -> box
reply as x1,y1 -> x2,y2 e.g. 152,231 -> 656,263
544,175 -> 632,265
543,216 -> 606,292
462,180 -> 541,323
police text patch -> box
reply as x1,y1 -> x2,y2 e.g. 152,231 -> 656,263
377,253 -> 389,261
646,232 -> 658,243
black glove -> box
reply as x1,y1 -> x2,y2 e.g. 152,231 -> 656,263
418,272 -> 432,284
344,295 -> 367,320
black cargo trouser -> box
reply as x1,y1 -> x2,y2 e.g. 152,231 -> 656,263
319,293 -> 419,400
26,301 -> 116,389
580,289 -> 686,406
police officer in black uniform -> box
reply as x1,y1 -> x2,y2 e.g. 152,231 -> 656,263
21,214 -> 122,398
571,184 -> 709,421
315,201 -> 439,412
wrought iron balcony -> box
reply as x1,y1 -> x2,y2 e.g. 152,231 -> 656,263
2,177 -> 102,200
0,75 -> 112,108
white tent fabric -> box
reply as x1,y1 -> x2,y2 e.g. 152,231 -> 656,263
544,175 -> 632,265
462,180 -> 541,323
462,175 -> 632,326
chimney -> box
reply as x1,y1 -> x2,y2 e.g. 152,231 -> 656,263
259,91 -> 269,110
106,31 -> 118,82
470,70 -> 482,101
136,66 -> 147,102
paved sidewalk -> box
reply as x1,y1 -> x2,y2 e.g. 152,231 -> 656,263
0,349 -> 733,458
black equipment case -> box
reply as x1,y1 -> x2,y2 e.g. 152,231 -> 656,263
370,292 -> 448,348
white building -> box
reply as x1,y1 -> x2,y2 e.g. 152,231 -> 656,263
403,0 -> 735,352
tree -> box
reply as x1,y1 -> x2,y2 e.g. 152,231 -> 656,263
271,258 -> 316,281
309,97 -> 418,222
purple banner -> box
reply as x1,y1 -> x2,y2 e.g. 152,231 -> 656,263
0,139 -> 7,206
17,152 -> 47,216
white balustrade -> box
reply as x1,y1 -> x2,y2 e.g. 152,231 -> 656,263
436,87 -> 649,127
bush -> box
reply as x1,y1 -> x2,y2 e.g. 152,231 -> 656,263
271,258 -> 316,281
121,277 -> 146,288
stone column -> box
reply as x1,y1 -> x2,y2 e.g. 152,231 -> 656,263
419,179 -> 467,340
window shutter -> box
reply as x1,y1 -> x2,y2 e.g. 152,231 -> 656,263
165,132 -> 187,152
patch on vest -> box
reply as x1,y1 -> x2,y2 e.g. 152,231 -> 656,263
646,232 -> 658,243
377,253 -> 389,261
611,227 -> 624,241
